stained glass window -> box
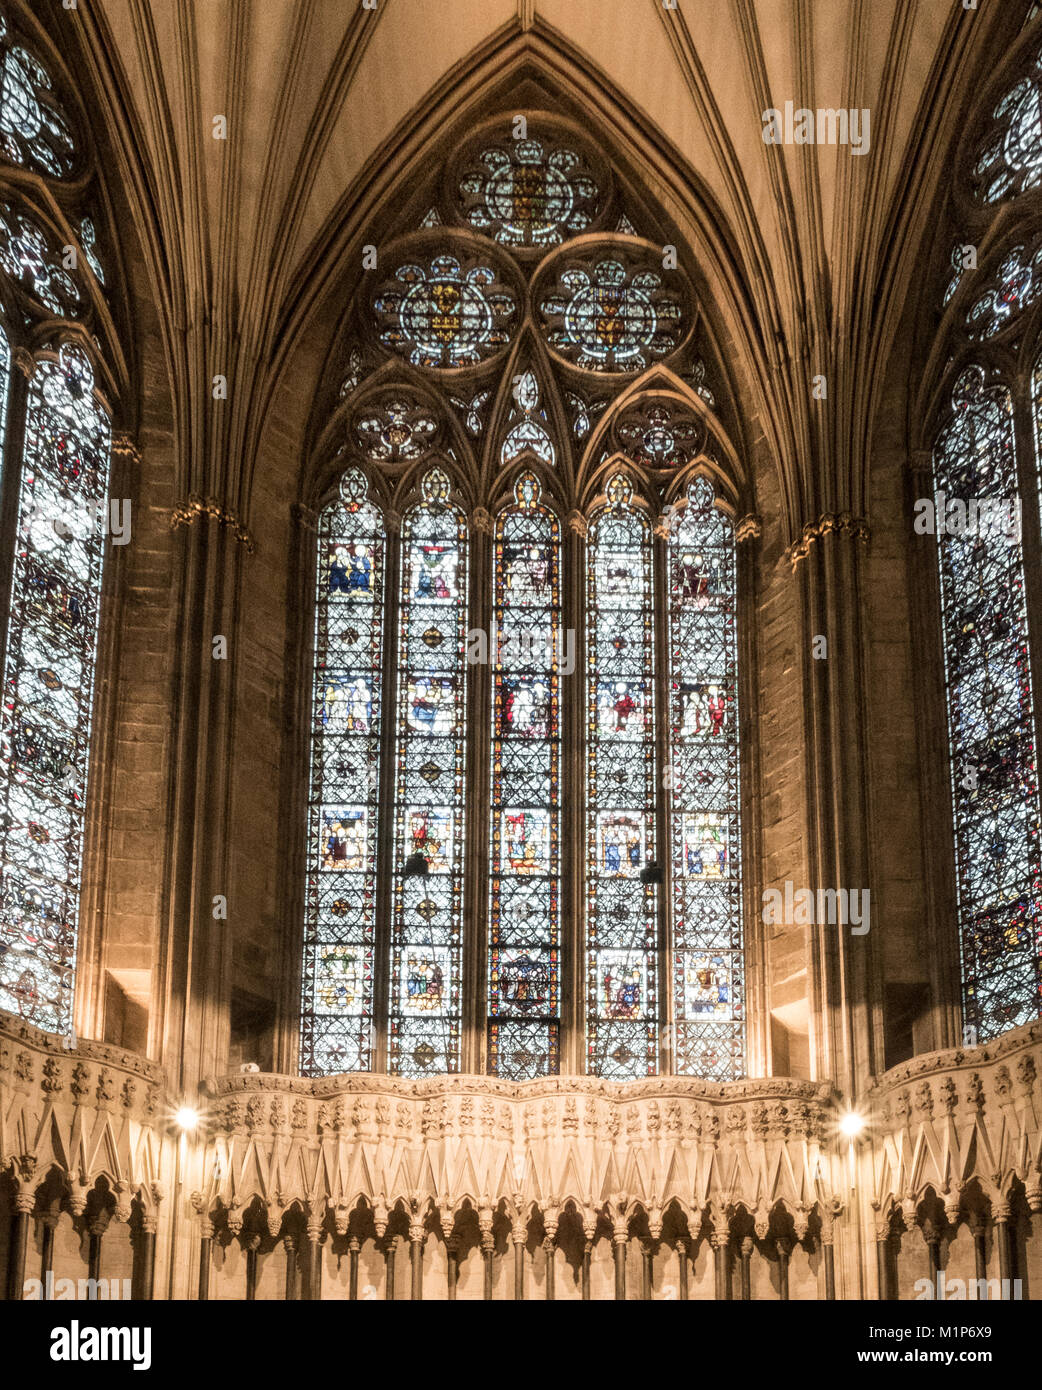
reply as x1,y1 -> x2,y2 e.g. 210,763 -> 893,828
373,254 -> 517,368
614,400 -> 705,471
586,476 -> 658,1078
972,47 -> 1042,204
456,137 -> 603,249
0,202 -> 81,317
448,389 -> 491,437
353,396 -> 438,463
487,472 -> 561,1078
965,243 -> 1042,338
0,17 -> 75,178
500,369 -> 555,468
538,255 -> 684,371
934,367 -> 1042,1041
299,469 -> 384,1074
667,478 -> 744,1080
304,119 -> 745,1080
389,469 -> 468,1074
0,348 -> 110,1034
78,218 -> 105,286
685,359 -> 716,408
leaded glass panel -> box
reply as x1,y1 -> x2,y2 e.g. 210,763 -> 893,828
389,469 -> 468,1074
456,137 -> 603,249
487,472 -> 561,1077
539,254 -> 684,372
667,478 -> 744,1080
934,367 -> 1042,1041
0,19 -> 75,178
586,476 -> 658,1078
373,254 -> 517,368
0,202 -> 81,317
0,349 -> 110,1035
299,469 -> 383,1074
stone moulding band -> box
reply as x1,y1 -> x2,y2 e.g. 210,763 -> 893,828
787,511 -> 870,568
170,493 -> 256,552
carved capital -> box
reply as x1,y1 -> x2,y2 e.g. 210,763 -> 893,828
111,433 -> 141,465
12,346 -> 35,379
734,512 -> 763,543
566,508 -> 588,538
470,506 -> 494,536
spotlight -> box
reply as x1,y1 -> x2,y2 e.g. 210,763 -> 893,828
839,1109 -> 866,1139
174,1106 -> 200,1133
404,852 -> 429,877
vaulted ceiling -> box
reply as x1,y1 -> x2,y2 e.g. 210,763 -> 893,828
71,0 -> 1005,529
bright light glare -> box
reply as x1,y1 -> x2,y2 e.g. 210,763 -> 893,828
839,1109 -> 865,1138
174,1106 -> 200,1132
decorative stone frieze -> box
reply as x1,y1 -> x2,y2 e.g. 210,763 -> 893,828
188,1071 -> 839,1244
866,1018 -> 1042,1227
0,1013 -> 163,1225
5,1008 -> 1042,1296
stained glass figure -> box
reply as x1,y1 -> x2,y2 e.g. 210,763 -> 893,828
389,468 -> 468,1074
614,400 -> 705,470
500,369 -> 555,468
539,255 -> 684,371
586,475 -> 658,1078
0,348 -> 110,1035
935,366 -> 1042,1042
456,137 -> 603,249
373,254 -> 517,368
0,203 -> 81,317
299,468 -> 384,1074
488,472 -> 561,1077
667,478 -> 744,1079
0,19 -> 75,178
972,48 -> 1042,203
965,243 -> 1042,338
353,396 -> 438,463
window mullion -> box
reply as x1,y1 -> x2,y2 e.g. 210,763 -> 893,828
461,520 -> 491,1075
371,518 -> 401,1073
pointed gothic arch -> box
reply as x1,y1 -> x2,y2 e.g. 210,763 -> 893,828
295,91 -> 758,1083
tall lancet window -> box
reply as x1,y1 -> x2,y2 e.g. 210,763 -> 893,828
668,479 -> 743,1079
0,13 -> 119,1038
933,373 -> 1041,1041
389,467 -> 468,1074
488,472 -> 562,1080
585,474 -> 658,1078
300,113 -> 750,1080
925,13 -> 1042,1044
300,469 -> 384,1074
